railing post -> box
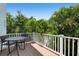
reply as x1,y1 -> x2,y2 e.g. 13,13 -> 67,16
59,35 -> 64,55
44,35 -> 48,46
32,32 -> 36,42
77,39 -> 79,56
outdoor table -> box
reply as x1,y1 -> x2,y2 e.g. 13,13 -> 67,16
5,37 -> 26,56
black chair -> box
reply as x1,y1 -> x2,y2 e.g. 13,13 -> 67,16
0,35 -> 16,55
17,33 -> 29,50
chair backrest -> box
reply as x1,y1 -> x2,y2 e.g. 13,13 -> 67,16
0,35 -> 9,43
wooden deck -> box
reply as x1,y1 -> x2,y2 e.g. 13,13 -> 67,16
0,42 -> 59,56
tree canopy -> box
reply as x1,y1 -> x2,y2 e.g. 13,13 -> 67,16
49,5 -> 79,37
7,4 -> 79,37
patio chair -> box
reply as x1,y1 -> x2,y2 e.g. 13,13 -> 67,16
0,35 -> 16,55
17,33 -> 29,50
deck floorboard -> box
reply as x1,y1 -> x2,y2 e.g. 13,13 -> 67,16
0,42 -> 58,56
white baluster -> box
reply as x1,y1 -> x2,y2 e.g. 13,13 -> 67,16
53,36 -> 55,50
32,32 -> 36,42
16,33 -> 17,37
59,35 -> 64,55
51,36 -> 53,49
15,33 -> 16,37
64,38 -> 66,56
55,36 -> 56,51
72,39 -> 74,56
68,38 -> 70,56
57,36 -> 59,52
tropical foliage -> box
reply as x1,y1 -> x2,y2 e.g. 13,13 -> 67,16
49,4 -> 79,37
7,4 -> 79,37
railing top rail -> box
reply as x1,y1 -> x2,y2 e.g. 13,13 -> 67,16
43,34 -> 79,40
64,36 -> 79,40
7,33 -> 79,40
43,34 -> 60,37
7,33 -> 32,35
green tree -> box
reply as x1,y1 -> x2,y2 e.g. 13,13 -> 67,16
15,11 -> 28,33
36,19 -> 48,34
6,13 -> 15,33
49,5 -> 79,37
25,16 -> 36,32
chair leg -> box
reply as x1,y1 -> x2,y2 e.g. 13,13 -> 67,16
19,42 -> 26,50
22,41 -> 26,50
24,42 -> 26,49
15,42 -> 19,56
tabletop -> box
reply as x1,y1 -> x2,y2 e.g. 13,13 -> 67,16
5,37 -> 26,41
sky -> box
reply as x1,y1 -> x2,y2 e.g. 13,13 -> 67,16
7,3 -> 78,20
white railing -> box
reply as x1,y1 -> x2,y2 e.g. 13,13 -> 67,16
33,32 -> 79,56
7,33 -> 33,39
7,33 -> 30,37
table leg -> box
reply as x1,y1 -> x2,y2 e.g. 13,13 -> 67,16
24,41 -> 26,49
15,42 -> 19,56
7,41 -> 10,55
